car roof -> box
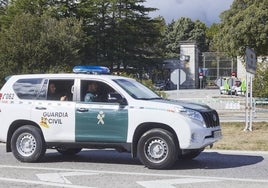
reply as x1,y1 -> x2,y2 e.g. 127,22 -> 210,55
8,73 -> 129,80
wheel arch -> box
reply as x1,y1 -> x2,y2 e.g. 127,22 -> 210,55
131,122 -> 179,158
6,120 -> 43,152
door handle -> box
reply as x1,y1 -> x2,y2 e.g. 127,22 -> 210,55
35,107 -> 47,110
77,108 -> 89,112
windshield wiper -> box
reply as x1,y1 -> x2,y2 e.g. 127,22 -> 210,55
137,97 -> 162,100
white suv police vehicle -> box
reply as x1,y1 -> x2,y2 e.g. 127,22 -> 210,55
0,66 -> 221,169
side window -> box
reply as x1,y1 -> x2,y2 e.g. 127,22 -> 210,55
47,79 -> 74,101
13,78 -> 43,100
81,80 -> 120,103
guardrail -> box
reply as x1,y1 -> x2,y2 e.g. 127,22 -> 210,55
255,98 -> 268,105
180,97 -> 245,111
165,90 -> 268,122
180,97 -> 268,113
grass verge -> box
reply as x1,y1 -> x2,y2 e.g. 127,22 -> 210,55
212,122 -> 268,151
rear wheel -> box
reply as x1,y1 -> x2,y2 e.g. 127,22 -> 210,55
137,128 -> 178,169
11,125 -> 46,162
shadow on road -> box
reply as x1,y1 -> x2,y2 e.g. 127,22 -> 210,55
173,151 -> 264,170
43,149 -> 141,165
42,149 -> 264,170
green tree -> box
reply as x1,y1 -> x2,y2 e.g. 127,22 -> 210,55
189,20 -> 208,52
164,17 -> 208,58
252,63 -> 268,97
46,0 -> 80,18
212,0 -> 268,97
39,15 -> 86,72
75,0 -> 162,73
206,23 -> 221,51
214,0 -> 268,56
0,0 -> 51,30
0,0 -> 164,80
0,13 -> 85,79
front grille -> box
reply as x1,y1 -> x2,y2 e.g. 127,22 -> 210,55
201,110 -> 220,128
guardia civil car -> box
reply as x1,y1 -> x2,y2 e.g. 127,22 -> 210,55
0,66 -> 221,169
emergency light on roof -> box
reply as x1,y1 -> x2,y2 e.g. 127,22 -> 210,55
73,66 -> 110,74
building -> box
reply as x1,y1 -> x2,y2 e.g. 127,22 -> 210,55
163,42 -> 235,89
163,42 -> 199,89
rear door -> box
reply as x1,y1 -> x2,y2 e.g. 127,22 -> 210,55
31,78 -> 76,142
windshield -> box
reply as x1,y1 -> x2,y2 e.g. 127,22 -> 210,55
113,79 -> 161,100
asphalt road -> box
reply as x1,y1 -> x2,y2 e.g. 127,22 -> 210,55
1,143 -> 268,188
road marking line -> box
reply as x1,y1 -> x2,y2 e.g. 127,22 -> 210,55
36,172 -> 98,184
1,164 -> 268,184
0,177 -> 94,188
137,178 -> 220,188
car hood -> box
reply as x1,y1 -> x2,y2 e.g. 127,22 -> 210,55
148,99 -> 212,112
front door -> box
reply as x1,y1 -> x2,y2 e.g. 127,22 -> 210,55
75,102 -> 128,142
75,80 -> 128,142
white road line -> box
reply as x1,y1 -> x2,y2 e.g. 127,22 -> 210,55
1,164 -> 268,184
36,172 -> 98,184
137,178 -> 220,188
0,177 -> 94,188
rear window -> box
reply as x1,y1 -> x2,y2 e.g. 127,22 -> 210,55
13,78 -> 44,99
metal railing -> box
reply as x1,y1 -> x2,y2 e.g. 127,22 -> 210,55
180,97 -> 268,115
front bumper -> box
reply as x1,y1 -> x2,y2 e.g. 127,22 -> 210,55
180,127 -> 222,149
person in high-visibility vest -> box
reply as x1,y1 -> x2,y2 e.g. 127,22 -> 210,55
224,78 -> 230,93
241,79 -> 247,94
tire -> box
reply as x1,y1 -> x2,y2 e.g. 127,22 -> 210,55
137,128 -> 178,169
11,125 -> 46,162
56,148 -> 82,155
179,149 -> 203,160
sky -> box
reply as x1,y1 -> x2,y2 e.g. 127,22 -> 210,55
143,0 -> 234,25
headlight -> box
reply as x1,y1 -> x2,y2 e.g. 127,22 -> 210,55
180,108 -> 204,123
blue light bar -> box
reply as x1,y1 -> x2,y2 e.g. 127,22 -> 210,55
73,66 -> 110,74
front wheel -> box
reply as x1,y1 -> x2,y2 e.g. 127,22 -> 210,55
137,128 -> 178,169
11,125 -> 46,162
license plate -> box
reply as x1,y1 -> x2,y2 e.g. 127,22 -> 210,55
213,130 -> 222,138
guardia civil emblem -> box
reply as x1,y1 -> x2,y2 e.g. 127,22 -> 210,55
97,111 -> 105,125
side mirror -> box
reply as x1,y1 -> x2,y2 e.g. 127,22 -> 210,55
108,93 -> 127,105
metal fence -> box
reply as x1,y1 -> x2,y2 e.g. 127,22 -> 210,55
201,52 -> 236,84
